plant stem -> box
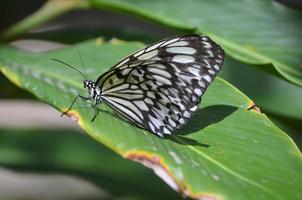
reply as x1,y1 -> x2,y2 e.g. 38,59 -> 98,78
0,0 -> 89,41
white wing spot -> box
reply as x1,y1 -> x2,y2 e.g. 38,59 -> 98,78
134,101 -> 149,111
146,41 -> 165,51
214,64 -> 220,70
216,59 -> 223,64
163,38 -> 179,46
172,55 -> 195,64
202,41 -> 212,48
145,98 -> 154,105
147,91 -> 156,99
134,49 -> 145,57
121,68 -> 132,76
148,68 -> 171,78
137,50 -> 158,60
153,75 -> 172,85
204,59 -> 211,68
188,67 -> 201,77
149,63 -> 167,69
206,50 -> 214,57
203,75 -> 212,83
194,88 -> 202,96
167,41 -> 189,47
130,85 -> 138,89
183,111 -> 190,118
208,69 -> 215,75
163,127 -> 171,134
190,105 -> 198,111
168,118 -> 176,127
179,118 -> 185,124
185,88 -> 192,94
198,81 -> 206,88
166,47 -> 196,55
149,115 -> 161,129
106,98 -> 142,123
102,83 -> 130,94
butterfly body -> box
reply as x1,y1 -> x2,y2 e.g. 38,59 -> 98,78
65,34 -> 224,137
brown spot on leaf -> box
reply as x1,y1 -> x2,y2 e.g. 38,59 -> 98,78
195,193 -> 223,200
96,37 -> 104,45
125,151 -> 223,200
63,110 -> 80,123
126,151 -> 181,192
248,102 -> 261,113
183,185 -> 222,200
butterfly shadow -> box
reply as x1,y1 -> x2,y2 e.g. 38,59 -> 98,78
165,105 -> 237,147
83,104 -> 237,148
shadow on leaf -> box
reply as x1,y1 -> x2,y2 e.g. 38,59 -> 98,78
86,104 -> 237,148
166,105 -> 237,147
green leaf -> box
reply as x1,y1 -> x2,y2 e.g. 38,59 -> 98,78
2,1 -> 301,86
221,56 -> 302,121
0,129 -> 181,199
0,39 -> 301,199
90,0 -> 302,86
220,56 -> 302,150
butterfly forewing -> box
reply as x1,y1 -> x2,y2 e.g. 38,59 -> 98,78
96,35 -> 224,137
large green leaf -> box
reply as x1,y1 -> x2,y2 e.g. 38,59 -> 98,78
0,39 -> 301,199
2,0 -> 302,86
91,0 -> 302,86
0,129 -> 181,199
220,56 -> 302,150
221,56 -> 302,121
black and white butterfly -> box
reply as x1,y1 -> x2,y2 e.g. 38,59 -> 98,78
57,34 -> 224,137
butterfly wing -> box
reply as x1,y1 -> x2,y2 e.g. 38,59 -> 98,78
96,35 -> 224,137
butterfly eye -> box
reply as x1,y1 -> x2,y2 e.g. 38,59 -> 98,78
82,80 -> 88,88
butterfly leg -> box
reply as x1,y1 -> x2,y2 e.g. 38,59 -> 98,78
61,95 -> 89,117
91,105 -> 99,122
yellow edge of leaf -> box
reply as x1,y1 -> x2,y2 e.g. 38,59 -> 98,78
0,66 -> 22,87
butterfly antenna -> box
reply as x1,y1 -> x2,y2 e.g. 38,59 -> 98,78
52,58 -> 86,79
77,47 -> 87,79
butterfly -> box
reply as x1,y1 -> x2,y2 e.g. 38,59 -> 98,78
55,34 -> 224,137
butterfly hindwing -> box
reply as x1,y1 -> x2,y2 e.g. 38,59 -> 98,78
96,35 -> 224,137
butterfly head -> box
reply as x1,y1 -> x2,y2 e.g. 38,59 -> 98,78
83,79 -> 96,97
83,79 -> 102,104
83,79 -> 93,88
